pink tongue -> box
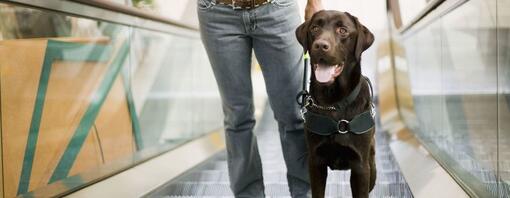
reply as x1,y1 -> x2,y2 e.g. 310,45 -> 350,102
315,65 -> 336,83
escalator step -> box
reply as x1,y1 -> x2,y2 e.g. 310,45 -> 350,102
147,106 -> 413,197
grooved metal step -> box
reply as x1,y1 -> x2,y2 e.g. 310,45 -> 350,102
147,105 -> 413,197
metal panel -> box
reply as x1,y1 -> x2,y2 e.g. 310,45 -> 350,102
497,0 -> 510,195
389,128 -> 469,198
65,130 -> 225,198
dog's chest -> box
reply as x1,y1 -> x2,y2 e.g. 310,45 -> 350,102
315,137 -> 359,170
307,125 -> 374,170
312,108 -> 358,122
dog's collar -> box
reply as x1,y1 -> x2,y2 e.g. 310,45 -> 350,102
305,77 -> 363,111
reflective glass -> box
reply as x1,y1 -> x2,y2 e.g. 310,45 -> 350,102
403,20 -> 444,139
0,2 -> 220,197
440,0 -> 498,195
401,0 -> 509,196
130,1 -> 199,27
130,28 -> 222,148
397,0 -> 431,26
0,7 -> 132,196
498,0 -> 510,195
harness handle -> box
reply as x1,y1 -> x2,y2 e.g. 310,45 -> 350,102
296,90 -> 308,107
363,75 -> 374,100
297,53 -> 310,108
362,76 -> 376,118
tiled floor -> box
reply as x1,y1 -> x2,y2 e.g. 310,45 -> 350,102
147,105 -> 412,197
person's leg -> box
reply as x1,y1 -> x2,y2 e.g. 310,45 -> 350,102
250,1 -> 310,197
197,1 -> 264,197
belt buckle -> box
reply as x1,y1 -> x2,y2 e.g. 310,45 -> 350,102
231,0 -> 242,9
231,0 -> 258,9
337,120 -> 349,134
254,0 -> 269,8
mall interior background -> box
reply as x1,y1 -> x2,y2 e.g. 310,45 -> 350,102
0,0 -> 509,197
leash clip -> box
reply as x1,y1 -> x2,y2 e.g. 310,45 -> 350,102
296,90 -> 309,107
300,96 -> 312,119
300,107 -> 307,120
337,119 -> 350,134
370,103 -> 376,118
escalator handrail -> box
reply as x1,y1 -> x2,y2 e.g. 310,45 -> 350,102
397,0 -> 445,34
69,0 -> 198,31
2,0 -> 199,37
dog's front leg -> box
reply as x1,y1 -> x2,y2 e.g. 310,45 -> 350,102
350,162 -> 370,198
308,157 -> 327,198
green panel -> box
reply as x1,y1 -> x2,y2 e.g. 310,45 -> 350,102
49,40 -> 130,183
17,40 -> 112,195
122,70 -> 144,150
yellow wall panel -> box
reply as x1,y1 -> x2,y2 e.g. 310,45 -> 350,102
30,60 -> 108,191
0,40 -> 48,198
0,89 -> 3,198
0,38 -> 133,197
94,77 -> 136,163
68,127 -> 103,177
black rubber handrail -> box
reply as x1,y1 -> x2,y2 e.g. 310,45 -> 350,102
69,0 -> 198,31
398,0 -> 445,34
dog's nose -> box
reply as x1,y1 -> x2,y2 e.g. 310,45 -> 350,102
313,40 -> 330,52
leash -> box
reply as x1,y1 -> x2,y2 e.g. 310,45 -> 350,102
295,54 -> 376,135
296,53 -> 310,107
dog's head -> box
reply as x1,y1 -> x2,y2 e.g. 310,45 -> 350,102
296,10 -> 374,85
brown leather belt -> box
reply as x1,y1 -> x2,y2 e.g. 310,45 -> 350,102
216,0 -> 271,9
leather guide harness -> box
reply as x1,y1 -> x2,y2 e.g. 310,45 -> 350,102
296,54 -> 375,135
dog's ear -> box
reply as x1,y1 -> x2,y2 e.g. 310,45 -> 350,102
295,20 -> 311,52
345,12 -> 374,61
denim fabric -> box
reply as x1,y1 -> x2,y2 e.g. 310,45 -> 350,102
197,0 -> 310,197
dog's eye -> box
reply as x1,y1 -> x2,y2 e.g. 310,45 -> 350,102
337,27 -> 348,35
311,26 -> 320,33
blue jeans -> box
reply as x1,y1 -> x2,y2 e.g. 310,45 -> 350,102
197,0 -> 310,197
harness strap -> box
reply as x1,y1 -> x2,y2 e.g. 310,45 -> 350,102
303,76 -> 370,111
301,77 -> 376,136
363,75 -> 374,101
334,78 -> 362,110
304,110 -> 374,135
295,53 -> 376,136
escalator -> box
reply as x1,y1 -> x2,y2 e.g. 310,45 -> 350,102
1,0 -> 509,197
146,104 -> 413,197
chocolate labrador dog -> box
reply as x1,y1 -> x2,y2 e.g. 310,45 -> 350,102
295,10 -> 375,198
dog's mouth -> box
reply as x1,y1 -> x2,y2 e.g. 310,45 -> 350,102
313,62 -> 344,84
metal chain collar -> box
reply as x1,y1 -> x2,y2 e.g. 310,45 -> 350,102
301,95 -> 376,119
304,96 -> 337,111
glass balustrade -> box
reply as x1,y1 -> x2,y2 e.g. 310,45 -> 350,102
0,2 -> 222,197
